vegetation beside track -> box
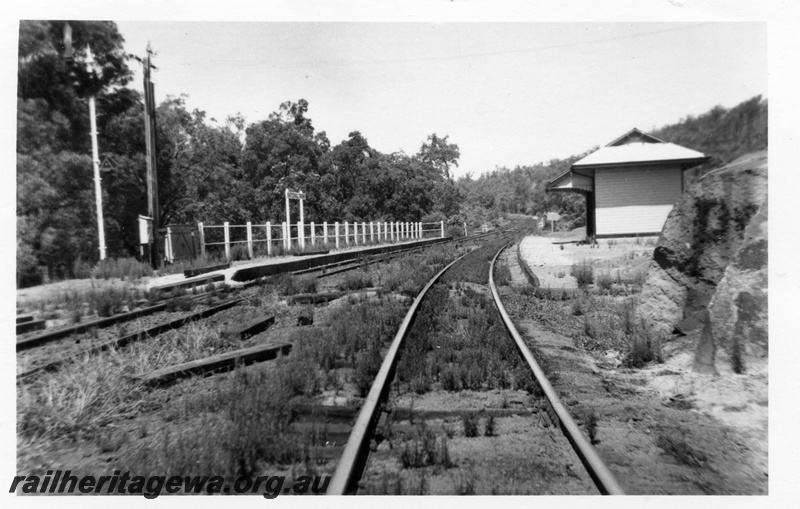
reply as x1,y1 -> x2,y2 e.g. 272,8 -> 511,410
16,240 -> 470,492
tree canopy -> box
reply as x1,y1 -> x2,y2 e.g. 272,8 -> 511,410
15,20 -> 768,287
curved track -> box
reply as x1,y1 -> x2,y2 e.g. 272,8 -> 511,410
328,237 -> 623,495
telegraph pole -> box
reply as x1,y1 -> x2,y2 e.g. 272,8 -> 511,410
64,23 -> 107,260
84,46 -> 107,260
143,44 -> 160,268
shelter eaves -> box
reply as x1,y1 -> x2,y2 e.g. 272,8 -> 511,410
547,128 -> 709,239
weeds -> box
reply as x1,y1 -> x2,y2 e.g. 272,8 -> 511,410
267,273 -> 318,296
462,414 -> 479,437
585,409 -> 599,444
336,271 -> 374,292
570,260 -> 594,288
493,259 -> 512,286
399,422 -> 453,469
484,415 -> 496,437
396,284 -> 535,394
92,257 -> 154,281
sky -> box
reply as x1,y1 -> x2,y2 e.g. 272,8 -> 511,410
114,21 -> 766,178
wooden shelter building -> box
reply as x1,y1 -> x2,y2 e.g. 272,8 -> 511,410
547,128 -> 709,239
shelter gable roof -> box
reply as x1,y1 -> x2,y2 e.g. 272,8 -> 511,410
572,128 -> 708,169
606,127 -> 666,146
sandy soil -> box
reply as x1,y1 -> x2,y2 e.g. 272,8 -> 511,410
518,235 -> 657,289
514,234 -> 768,494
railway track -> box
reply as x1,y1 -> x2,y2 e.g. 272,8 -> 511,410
15,231 -> 502,380
21,224 -> 609,495
324,235 -> 623,495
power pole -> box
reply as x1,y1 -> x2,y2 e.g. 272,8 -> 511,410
64,23 -> 107,260
85,46 -> 107,260
143,44 -> 160,269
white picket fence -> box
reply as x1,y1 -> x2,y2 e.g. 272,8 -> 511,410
197,220 -> 446,260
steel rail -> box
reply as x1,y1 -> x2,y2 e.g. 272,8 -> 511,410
488,245 -> 625,495
327,254 -> 465,495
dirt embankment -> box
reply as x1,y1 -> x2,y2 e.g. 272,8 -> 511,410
637,151 -> 768,375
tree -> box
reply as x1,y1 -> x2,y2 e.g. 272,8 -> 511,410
418,133 -> 460,180
16,20 -> 135,283
241,99 -> 328,222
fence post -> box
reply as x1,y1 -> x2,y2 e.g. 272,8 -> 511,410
335,222 -> 340,250
362,222 -> 366,244
223,221 -> 231,260
282,221 -> 288,251
323,221 -> 329,246
440,220 -> 444,238
246,221 -> 253,259
354,222 -> 359,245
419,222 -> 422,239
370,222 -> 374,243
198,222 -> 205,257
165,226 -> 172,264
344,222 -> 349,246
390,222 -> 394,241
310,221 -> 316,246
299,221 -> 305,250
266,222 -> 272,256
464,222 -> 467,237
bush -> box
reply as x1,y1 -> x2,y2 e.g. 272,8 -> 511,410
92,257 -> 154,281
462,414 -> 479,437
16,242 -> 43,288
595,271 -> 614,292
337,271 -> 373,292
570,260 -> 594,288
624,326 -> 663,368
267,273 -> 317,296
400,422 -> 453,469
445,224 -> 465,239
296,275 -> 318,294
228,243 -> 250,262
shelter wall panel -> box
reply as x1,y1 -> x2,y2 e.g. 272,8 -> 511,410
595,165 -> 681,235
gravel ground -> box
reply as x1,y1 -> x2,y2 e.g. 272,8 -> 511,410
509,235 -> 768,494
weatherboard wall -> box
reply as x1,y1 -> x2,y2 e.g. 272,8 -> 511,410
594,164 -> 682,236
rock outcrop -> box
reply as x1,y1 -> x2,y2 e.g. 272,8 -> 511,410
637,151 -> 768,374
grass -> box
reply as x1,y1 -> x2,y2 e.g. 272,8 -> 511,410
505,287 -> 663,369
484,415 -> 496,437
124,364 -> 303,481
440,236 -> 511,285
265,273 -> 318,296
462,414 -> 479,437
395,283 -> 537,395
379,244 -> 460,296
22,282 -> 160,323
570,260 -> 594,288
493,258 -> 512,286
92,257 -> 154,281
399,421 -> 453,469
336,270 -> 374,292
154,253 -> 229,276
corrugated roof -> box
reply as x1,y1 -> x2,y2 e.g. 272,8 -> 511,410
572,141 -> 708,168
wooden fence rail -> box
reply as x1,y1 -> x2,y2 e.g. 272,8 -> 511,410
197,220 -> 445,261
